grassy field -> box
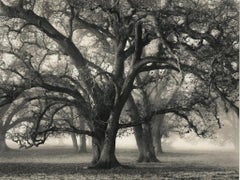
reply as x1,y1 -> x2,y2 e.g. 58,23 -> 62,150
0,146 -> 238,179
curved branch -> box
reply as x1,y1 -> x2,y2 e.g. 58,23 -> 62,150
37,127 -> 95,137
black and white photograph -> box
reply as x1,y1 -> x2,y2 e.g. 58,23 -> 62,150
0,0 -> 239,179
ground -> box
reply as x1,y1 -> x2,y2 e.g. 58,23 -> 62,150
0,146 -> 238,179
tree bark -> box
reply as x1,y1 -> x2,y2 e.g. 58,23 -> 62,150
90,112 -> 120,169
0,105 -> 10,152
126,96 -> 145,162
79,134 -> 87,153
127,96 -> 159,162
0,131 -> 8,152
91,128 -> 105,165
155,134 -> 163,155
142,123 -> 159,162
71,133 -> 79,152
133,126 -> 145,162
79,120 -> 87,153
151,115 -> 165,155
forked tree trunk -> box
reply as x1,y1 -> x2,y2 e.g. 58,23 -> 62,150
91,129 -> 105,165
133,122 -> 159,162
71,133 -> 79,152
127,96 -> 159,162
90,112 -> 120,169
89,102 -> 114,166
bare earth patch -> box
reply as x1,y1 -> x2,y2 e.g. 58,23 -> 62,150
0,147 -> 238,179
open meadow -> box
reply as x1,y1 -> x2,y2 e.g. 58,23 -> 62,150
0,146 -> 238,179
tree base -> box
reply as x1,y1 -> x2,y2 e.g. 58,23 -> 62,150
87,159 -> 121,169
78,149 -> 87,153
136,154 -> 160,163
0,143 -> 10,153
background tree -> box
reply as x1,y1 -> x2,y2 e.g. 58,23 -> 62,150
61,107 -> 88,153
139,0 -> 239,157
129,69 -> 221,158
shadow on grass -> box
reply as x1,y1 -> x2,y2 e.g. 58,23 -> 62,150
0,162 -> 238,175
0,148 -> 238,179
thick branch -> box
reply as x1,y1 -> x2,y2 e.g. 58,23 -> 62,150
0,1 -> 103,103
37,126 -> 95,137
0,2 -> 87,66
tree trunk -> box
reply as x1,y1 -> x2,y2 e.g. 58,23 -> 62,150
127,96 -> 159,162
134,124 -> 160,162
89,102 -> 114,166
79,121 -> 87,153
0,105 -> 10,152
133,126 -> 145,162
126,97 -> 144,162
0,131 -> 8,152
90,113 -> 120,169
142,123 -> 159,162
79,134 -> 87,153
151,115 -> 165,155
156,134 -> 163,155
71,133 -> 79,152
91,128 -> 105,165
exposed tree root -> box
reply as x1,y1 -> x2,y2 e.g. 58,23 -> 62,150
78,149 -> 87,153
136,154 -> 144,162
87,160 -> 121,169
137,153 -> 160,163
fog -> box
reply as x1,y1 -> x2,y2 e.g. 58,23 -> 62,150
7,133 -> 236,152
119,133 -> 236,151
